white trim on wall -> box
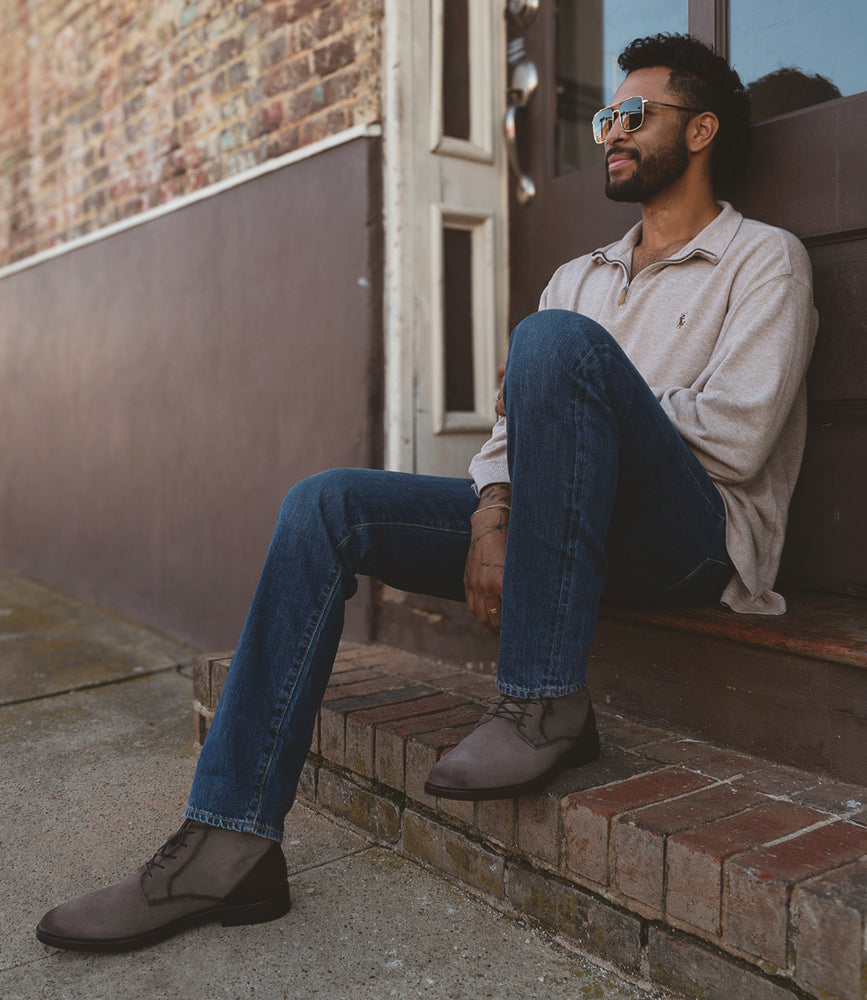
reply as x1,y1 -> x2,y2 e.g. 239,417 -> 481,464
0,123 -> 382,283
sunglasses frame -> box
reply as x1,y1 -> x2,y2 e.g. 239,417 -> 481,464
592,96 -> 704,144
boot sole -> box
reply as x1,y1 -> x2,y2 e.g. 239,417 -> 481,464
424,727 -> 601,801
35,885 -> 291,953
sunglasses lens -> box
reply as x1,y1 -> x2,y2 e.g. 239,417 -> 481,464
592,109 -> 613,143
620,97 -> 644,131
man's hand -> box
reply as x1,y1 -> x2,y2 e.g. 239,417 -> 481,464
464,483 -> 511,633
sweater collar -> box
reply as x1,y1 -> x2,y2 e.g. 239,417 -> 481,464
592,201 -> 743,268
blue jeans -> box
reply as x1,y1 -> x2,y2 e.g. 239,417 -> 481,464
186,311 -> 730,841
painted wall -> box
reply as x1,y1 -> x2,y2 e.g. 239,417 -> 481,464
0,134 -> 383,650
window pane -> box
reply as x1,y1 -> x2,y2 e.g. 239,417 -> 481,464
443,227 -> 474,412
557,0 -> 688,173
731,0 -> 866,123
442,0 -> 471,141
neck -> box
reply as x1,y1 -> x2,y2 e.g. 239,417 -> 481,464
637,181 -> 720,252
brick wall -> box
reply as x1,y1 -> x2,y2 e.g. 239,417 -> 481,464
0,0 -> 382,267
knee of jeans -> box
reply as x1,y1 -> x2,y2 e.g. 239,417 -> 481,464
277,469 -> 354,538
506,310 -> 612,395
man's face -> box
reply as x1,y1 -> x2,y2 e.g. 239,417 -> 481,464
604,66 -> 691,203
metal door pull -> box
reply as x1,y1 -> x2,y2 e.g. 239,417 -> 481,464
505,59 -> 538,205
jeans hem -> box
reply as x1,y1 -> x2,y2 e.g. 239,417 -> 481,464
496,680 -> 589,699
184,806 -> 283,844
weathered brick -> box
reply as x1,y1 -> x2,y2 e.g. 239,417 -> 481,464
793,857 -> 867,1000
519,750 -> 662,872
506,862 -> 644,971
322,666 -> 387,693
648,926 -> 803,1000
732,764 -> 819,797
320,683 -> 434,765
667,799 -> 825,935
344,692 -> 466,779
402,810 -> 504,899
475,798 -> 517,849
2,0 -> 381,267
437,792 -> 475,827
375,703 -> 483,796
297,759 -> 317,802
725,820 -> 867,965
791,779 -> 867,816
405,715 -> 481,805
316,768 -> 400,842
633,738 -> 718,765
682,749 -> 765,780
613,784 -> 763,911
563,767 -> 713,884
435,670 -> 499,701
599,718 -> 668,749
192,653 -> 211,705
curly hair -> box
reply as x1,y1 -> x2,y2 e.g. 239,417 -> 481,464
618,33 -> 751,196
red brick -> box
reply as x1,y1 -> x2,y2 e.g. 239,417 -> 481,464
344,692 -> 467,779
350,648 -> 455,683
793,858 -> 867,1000
667,799 -> 825,935
791,779 -> 867,815
374,703 -> 482,792
732,764 -> 819,797
725,820 -> 867,965
634,739 -> 718,765
614,784 -> 762,911
319,683 -> 433,765
321,667 -> 385,694
563,767 -> 713,884
682,749 -> 764,780
599,719 -> 668,750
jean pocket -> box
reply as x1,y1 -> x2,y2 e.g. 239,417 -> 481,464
665,556 -> 733,605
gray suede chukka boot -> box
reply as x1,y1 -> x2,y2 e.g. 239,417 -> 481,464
424,689 -> 599,800
36,820 -> 290,952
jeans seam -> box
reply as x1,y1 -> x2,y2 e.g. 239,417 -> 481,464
547,339 -> 606,687
248,557 -> 343,832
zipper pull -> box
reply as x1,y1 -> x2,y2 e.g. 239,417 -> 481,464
618,281 -> 629,305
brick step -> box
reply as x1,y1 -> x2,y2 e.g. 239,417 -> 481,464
377,588 -> 867,782
193,642 -> 867,1000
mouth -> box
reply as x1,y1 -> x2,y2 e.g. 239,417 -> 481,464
606,153 -> 636,173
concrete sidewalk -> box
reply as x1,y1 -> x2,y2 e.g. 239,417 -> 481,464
0,572 -> 675,1000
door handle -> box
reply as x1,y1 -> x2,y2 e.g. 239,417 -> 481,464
505,59 -> 538,205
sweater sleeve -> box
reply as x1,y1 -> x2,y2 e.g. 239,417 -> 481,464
468,416 -> 510,493
468,280 -> 556,492
656,271 -> 817,486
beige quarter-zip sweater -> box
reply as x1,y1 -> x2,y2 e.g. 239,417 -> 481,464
469,203 -> 818,614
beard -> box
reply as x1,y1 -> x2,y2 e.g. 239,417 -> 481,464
605,126 -> 690,202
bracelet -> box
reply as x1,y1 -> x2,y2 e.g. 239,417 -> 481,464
471,503 -> 511,517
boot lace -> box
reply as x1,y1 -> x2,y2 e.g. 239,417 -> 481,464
143,820 -> 198,879
488,695 -> 550,729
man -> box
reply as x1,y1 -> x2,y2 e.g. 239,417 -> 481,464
37,33 -> 817,951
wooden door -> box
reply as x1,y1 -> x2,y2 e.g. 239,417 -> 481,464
505,0 -> 867,597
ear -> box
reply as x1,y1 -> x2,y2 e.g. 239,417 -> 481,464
686,111 -> 719,153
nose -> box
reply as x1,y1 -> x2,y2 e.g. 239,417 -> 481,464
606,109 -> 627,145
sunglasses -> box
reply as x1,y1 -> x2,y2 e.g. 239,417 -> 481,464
591,96 -> 704,144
